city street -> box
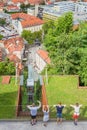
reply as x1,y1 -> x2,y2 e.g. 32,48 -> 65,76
25,45 -> 42,73
0,121 -> 87,130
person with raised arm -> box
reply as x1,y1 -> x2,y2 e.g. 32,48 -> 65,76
27,100 -> 41,125
54,102 -> 66,124
42,105 -> 49,127
70,103 -> 82,125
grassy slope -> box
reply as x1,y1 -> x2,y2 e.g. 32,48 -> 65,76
45,75 -> 87,120
0,77 -> 18,119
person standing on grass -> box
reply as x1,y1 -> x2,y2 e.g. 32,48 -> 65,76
70,103 -> 82,125
42,105 -> 49,127
54,102 -> 66,124
27,100 -> 41,125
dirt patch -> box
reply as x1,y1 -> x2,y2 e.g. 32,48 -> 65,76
2,76 -> 11,84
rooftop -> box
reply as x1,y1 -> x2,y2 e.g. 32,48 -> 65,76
7,5 -> 20,11
0,13 -> 18,39
12,0 -> 25,3
11,13 -> 44,28
37,49 -> 50,64
28,0 -> 43,4
41,1 -> 87,23
4,37 -> 24,52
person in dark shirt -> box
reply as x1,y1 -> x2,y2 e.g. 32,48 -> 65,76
54,102 -> 66,123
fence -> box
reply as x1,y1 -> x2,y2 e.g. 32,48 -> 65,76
42,83 -> 48,106
16,85 -> 22,116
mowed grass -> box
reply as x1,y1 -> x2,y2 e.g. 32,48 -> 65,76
45,75 -> 87,120
0,76 -> 18,119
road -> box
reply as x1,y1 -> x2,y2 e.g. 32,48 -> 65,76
25,45 -> 41,73
0,121 -> 87,130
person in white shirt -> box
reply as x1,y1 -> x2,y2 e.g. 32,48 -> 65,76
70,103 -> 82,125
42,105 -> 49,127
27,101 -> 41,125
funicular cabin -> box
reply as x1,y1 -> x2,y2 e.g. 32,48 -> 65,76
27,78 -> 34,102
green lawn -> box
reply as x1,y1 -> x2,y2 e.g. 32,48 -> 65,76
45,75 -> 87,120
0,76 -> 18,119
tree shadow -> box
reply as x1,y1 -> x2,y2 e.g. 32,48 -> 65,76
63,106 -> 73,120
80,106 -> 87,120
49,106 -> 73,120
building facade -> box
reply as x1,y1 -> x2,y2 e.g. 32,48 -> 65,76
36,49 -> 50,72
11,13 -> 44,35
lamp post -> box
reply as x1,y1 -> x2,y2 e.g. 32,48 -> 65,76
45,66 -> 48,85
15,62 -> 18,85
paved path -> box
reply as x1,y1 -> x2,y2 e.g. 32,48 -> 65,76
0,121 -> 87,130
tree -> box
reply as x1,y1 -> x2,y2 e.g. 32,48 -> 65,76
0,58 -> 15,75
33,30 -> 42,43
20,3 -> 26,12
79,56 -> 87,86
26,4 -> 30,8
44,32 -> 81,74
0,34 -> 3,40
20,3 -> 30,13
21,30 -> 42,44
78,22 -> 87,48
22,30 -> 33,44
5,62 -> 15,75
54,12 -> 73,35
77,22 -> 87,86
43,12 -> 87,85
0,19 -> 6,26
42,20 -> 54,35
43,12 -> 81,75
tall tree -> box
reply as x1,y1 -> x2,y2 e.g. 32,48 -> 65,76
54,12 -> 73,35
42,20 -> 54,35
79,56 -> 87,86
0,59 -> 15,75
43,12 -> 81,75
44,32 -> 81,74
0,19 -> 6,26
21,30 -> 42,44
22,30 -> 34,44
0,34 -> 3,40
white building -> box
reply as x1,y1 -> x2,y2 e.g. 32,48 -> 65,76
27,8 -> 35,16
42,1 -> 75,16
75,2 -> 87,14
11,13 -> 44,35
40,1 -> 87,22
36,49 -> 50,72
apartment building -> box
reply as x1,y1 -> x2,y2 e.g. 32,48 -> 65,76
11,13 -> 44,35
40,1 -> 87,22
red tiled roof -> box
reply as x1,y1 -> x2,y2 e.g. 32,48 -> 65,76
7,5 -> 19,10
11,13 -> 44,28
7,54 -> 20,62
28,0 -> 43,4
18,62 -> 23,70
12,0 -> 25,3
0,2 -> 4,7
37,49 -> 50,64
2,76 -> 11,84
4,37 -> 24,53
47,1 -> 53,4
0,40 -> 4,43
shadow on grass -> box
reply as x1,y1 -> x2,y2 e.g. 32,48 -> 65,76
0,91 -> 18,119
63,107 -> 73,120
49,106 -> 74,120
80,106 -> 87,120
